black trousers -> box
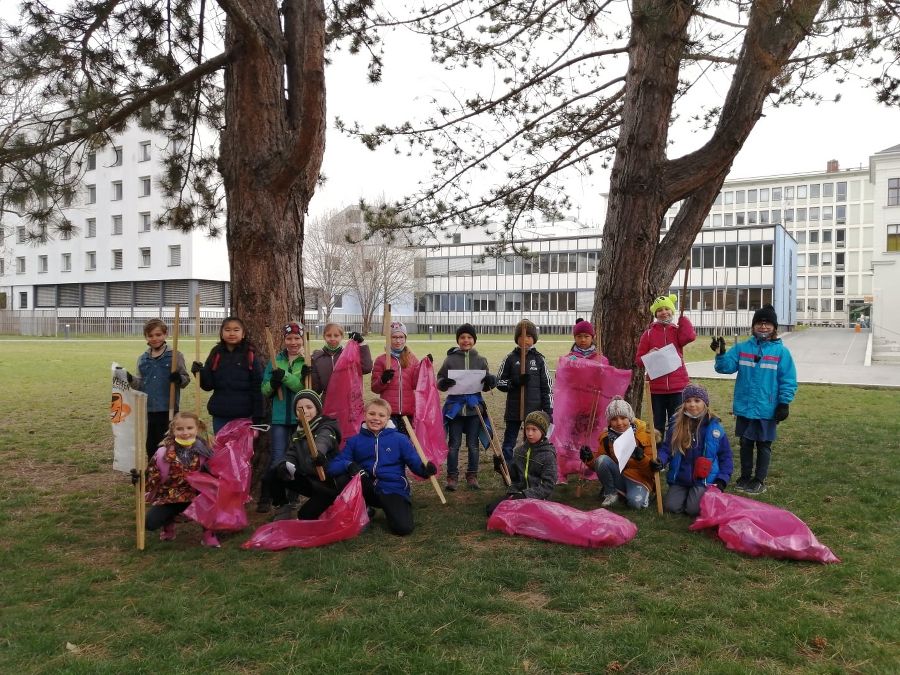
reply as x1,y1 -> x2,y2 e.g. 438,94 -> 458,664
146,411 -> 171,458
271,473 -> 343,520
651,392 -> 682,436
361,475 -> 414,536
146,501 -> 190,530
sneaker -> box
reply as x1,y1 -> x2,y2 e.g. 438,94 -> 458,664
271,503 -> 298,521
744,479 -> 767,495
366,507 -> 376,520
466,473 -> 480,490
255,499 -> 272,514
601,493 -> 619,508
734,477 -> 752,492
201,530 -> 221,548
445,475 -> 458,492
159,523 -> 176,541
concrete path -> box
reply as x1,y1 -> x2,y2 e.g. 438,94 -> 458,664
688,327 -> 900,388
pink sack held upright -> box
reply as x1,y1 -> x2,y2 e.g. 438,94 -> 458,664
241,474 -> 369,551
411,356 -> 449,479
322,339 -> 366,450
690,487 -> 840,564
487,498 -> 637,549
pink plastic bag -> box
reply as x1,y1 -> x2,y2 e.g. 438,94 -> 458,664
322,340 -> 366,449
689,487 -> 840,563
241,474 -> 369,551
549,357 -> 632,482
184,419 -> 255,532
487,498 -> 637,548
410,357 -> 449,479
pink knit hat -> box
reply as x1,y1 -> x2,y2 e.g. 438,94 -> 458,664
573,318 -> 595,337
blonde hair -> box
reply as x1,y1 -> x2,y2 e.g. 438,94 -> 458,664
669,404 -> 717,455
323,322 -> 345,336
163,411 -> 208,446
366,397 -> 392,416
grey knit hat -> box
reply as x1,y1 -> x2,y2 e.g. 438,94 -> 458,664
606,396 -> 635,422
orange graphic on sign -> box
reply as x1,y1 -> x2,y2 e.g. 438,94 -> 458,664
110,392 -> 132,424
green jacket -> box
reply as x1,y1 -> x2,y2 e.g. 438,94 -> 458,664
261,351 -> 306,425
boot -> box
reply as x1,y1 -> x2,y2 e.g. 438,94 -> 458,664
159,522 -> 176,541
255,498 -> 272,514
202,530 -> 221,548
466,472 -> 480,490
445,475 -> 458,492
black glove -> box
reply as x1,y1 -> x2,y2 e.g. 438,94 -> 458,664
493,456 -> 504,474
710,336 -> 725,355
579,446 -> 594,464
125,371 -> 134,385
312,453 -> 327,467
191,360 -> 203,375
632,445 -> 645,462
437,378 -> 456,391
348,331 -> 364,343
168,371 -> 182,384
270,368 -> 285,385
426,353 -> 433,363
300,365 -> 312,379
129,468 -> 141,486
650,458 -> 664,472
423,461 -> 438,476
347,462 -> 368,478
774,403 -> 790,423
481,374 -> 497,391
380,369 -> 395,384
713,479 -> 727,492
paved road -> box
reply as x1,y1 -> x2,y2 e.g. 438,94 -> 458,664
688,327 -> 900,388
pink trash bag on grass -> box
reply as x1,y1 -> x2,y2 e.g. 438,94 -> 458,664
689,487 -> 840,563
410,357 -> 449,479
487,498 -> 637,548
322,340 -> 366,450
241,474 -> 369,551
184,418 -> 256,532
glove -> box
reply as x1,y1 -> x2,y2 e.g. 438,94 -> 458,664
650,459 -> 664,472
426,353 -> 433,363
579,446 -> 594,464
348,331 -> 364,343
713,479 -> 727,492
270,368 -> 285,385
437,378 -> 456,391
493,456 -> 504,474
711,336 -> 725,355
312,453 -> 327,467
423,461 -> 438,476
380,369 -> 395,384
347,462 -> 368,478
167,371 -> 182,384
129,468 -> 141,486
191,360 -> 203,374
125,371 -> 134,385
509,491 -> 526,500
632,445 -> 645,462
774,403 -> 790,423
300,365 -> 312,379
481,374 -> 497,391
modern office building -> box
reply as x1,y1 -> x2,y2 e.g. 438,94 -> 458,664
869,144 -> 900,351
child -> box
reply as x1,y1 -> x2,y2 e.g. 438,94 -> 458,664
309,322 -> 373,399
270,390 -> 343,520
371,322 -> 423,433
328,398 -> 437,536
257,321 -> 308,513
655,384 -> 732,517
496,319 -> 553,463
128,318 -> 190,458
193,317 -> 265,434
635,294 -> 696,436
579,396 -> 657,509
140,411 -> 220,547
566,318 -> 609,364
486,411 -> 557,516
437,323 -> 496,491
713,304 -> 797,494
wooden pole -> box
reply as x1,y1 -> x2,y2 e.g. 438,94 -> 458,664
298,412 -> 327,481
402,415 -> 447,504
264,326 -> 284,400
644,377 -> 664,515
134,394 -> 147,550
168,304 -> 180,420
518,321 -> 527,421
193,293 -> 201,415
299,327 -> 311,389
577,389 -> 602,498
679,255 -> 691,319
383,303 -> 392,360
474,405 -> 512,487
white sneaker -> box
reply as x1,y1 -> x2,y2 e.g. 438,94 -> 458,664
601,493 -> 619,508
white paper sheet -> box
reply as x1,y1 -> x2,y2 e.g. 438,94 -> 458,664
640,343 -> 682,380
447,369 -> 486,395
613,426 -> 637,473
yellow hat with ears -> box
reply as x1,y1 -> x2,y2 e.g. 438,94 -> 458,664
650,294 -> 677,316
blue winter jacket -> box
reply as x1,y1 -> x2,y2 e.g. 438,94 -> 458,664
133,345 -> 189,413
714,336 -> 797,420
328,425 -> 428,501
657,414 -> 733,488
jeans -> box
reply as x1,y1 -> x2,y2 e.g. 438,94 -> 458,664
663,484 -> 706,516
651,392 -> 682,436
594,455 -> 651,509
212,416 -> 234,434
739,437 -> 773,482
446,414 -> 481,476
260,424 -> 295,502
501,421 -> 521,464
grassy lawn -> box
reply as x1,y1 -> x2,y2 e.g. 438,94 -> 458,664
1,338 -> 898,673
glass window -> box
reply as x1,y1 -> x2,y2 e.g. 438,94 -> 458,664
822,206 -> 833,221
889,178 -> 900,206
759,188 -> 769,202
821,252 -> 832,266
16,226 -> 27,243
738,245 -> 749,266
822,229 -> 832,243
724,213 -> 733,226
112,181 -> 122,201
798,253 -> 806,267
85,218 -> 96,238
809,252 -> 819,266
112,249 -> 123,270
140,212 -> 151,232
747,211 -> 757,224
836,181 -> 846,202
836,228 -> 846,247
38,255 -> 48,273
810,183 -> 820,198
87,152 -> 96,171
691,247 -> 701,269
168,245 -> 181,267
821,298 -> 832,312
112,146 -> 123,166
785,186 -> 794,199
807,298 -> 818,312
736,212 -> 745,226
747,189 -> 757,203
823,183 -> 833,198
759,210 -> 769,224
87,184 -> 96,204
835,275 -> 845,292
808,276 -> 818,289
112,215 -> 123,235
724,192 -> 734,205
772,187 -> 782,202
796,231 -> 806,244
725,245 -> 737,267
712,214 -> 722,227
888,224 -> 900,252
139,141 -> 151,162
140,176 -> 151,197
796,207 -> 806,222
763,244 -> 773,265
810,230 -> 819,244
750,244 -> 762,266
771,209 -> 781,223
715,246 -> 725,267
61,253 -> 71,272
810,207 -> 819,221
703,247 -> 715,269
86,251 -> 96,270
16,257 -> 25,273
783,208 -> 794,223
836,299 -> 844,311
797,276 -> 806,290
797,185 -> 807,199
735,190 -> 745,204
713,192 -> 722,206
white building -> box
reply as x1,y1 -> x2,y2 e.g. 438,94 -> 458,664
869,144 -> 900,351
0,125 -> 230,330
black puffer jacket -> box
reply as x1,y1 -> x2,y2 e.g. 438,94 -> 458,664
198,343 -> 265,419
508,437 -> 558,500
496,347 -> 553,422
282,416 -> 341,478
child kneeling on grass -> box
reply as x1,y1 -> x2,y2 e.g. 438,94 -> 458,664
328,398 -> 437,536
655,384 -> 732,517
133,411 -> 220,547
579,396 -> 658,509
486,411 -> 557,516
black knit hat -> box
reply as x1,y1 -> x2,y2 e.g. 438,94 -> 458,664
514,319 -> 538,344
523,410 -> 551,438
456,323 -> 477,343
292,389 -> 323,416
752,304 -> 778,329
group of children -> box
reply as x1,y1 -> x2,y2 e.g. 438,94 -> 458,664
127,297 -> 796,546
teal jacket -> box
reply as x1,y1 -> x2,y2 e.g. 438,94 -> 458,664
261,351 -> 306,425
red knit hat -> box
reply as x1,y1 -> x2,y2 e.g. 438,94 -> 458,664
573,318 -> 595,338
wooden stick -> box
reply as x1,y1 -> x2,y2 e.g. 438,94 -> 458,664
518,321 -> 527,421
679,255 -> 691,319
577,389 -> 602,498
644,377 -> 664,515
298,412 -> 327,481
133,394 -> 147,550
193,293 -> 201,415
299,327 -> 311,389
475,405 -> 512,487
402,415 -> 447,505
264,326 -> 284,401
168,305 -> 180,420
383,303 -> 392,360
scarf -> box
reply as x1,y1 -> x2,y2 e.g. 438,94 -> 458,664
572,345 -> 597,358
322,343 -> 341,354
174,438 -> 212,466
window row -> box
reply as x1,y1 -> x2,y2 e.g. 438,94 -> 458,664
416,291 -> 577,313
15,246 -> 181,274
423,251 -> 599,278
32,279 -> 228,309
689,243 -> 774,269
714,182 -> 846,206
85,176 -> 152,204
790,228 -> 846,246
797,252 -> 846,269
797,298 -> 844,313
888,224 -> 900,252
701,205 -> 847,229
681,287 -> 773,312
85,142 -> 152,170
796,275 -> 846,292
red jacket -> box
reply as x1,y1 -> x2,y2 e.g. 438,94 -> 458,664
635,316 -> 696,395
371,350 -> 420,416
